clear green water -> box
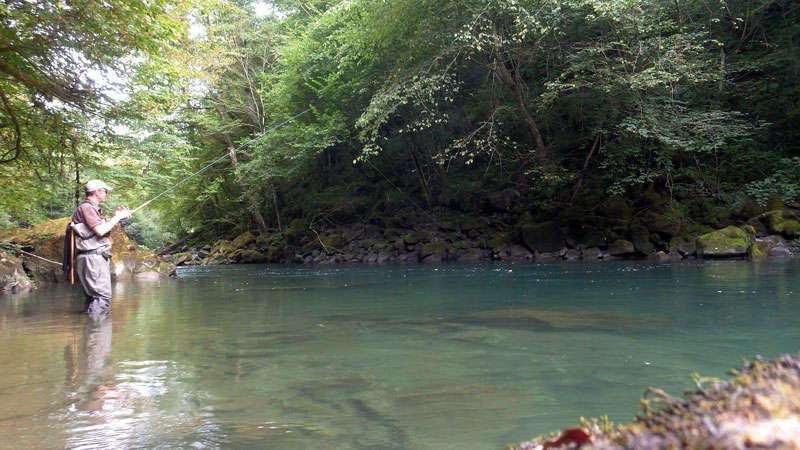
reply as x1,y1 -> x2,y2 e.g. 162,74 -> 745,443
1,261 -> 798,449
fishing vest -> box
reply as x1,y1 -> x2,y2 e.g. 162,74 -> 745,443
69,222 -> 112,252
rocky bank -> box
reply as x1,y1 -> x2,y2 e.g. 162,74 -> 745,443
511,353 -> 800,449
0,217 -> 175,292
161,205 -> 800,266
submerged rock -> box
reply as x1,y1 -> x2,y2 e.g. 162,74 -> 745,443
456,308 -> 659,332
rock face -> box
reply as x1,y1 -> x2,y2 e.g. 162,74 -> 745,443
0,251 -> 33,292
0,217 -> 175,287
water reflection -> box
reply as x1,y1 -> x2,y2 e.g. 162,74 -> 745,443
2,262 -> 799,448
65,315 -> 116,413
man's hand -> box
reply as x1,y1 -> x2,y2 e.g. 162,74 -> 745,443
92,207 -> 132,236
114,206 -> 132,220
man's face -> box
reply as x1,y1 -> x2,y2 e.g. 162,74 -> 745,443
94,188 -> 108,203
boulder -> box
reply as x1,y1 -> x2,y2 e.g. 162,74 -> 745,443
668,235 -> 697,256
696,226 -> 755,258
0,217 -> 175,285
520,221 -> 565,253
0,251 -> 33,292
644,208 -> 682,237
420,241 -> 449,263
608,239 -> 635,256
582,247 -> 602,260
630,225 -> 655,255
766,210 -> 800,239
231,231 -> 257,249
456,248 -> 489,262
576,226 -> 607,248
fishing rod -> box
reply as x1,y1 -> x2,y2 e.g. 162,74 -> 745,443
130,108 -> 311,215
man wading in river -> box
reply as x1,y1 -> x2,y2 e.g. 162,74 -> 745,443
69,180 -> 131,314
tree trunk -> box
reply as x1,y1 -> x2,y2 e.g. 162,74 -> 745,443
570,134 -> 601,203
216,103 -> 269,234
495,58 -> 549,165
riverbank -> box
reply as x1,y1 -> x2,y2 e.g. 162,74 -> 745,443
0,217 -> 175,291
160,206 -> 800,266
511,353 -> 800,449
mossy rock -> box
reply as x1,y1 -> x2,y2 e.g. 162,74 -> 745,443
630,225 -> 655,255
668,235 -> 697,256
608,239 -> 635,256
212,239 -> 236,257
403,232 -> 422,245
420,241 -> 449,258
696,226 -> 754,258
644,206 -> 683,237
486,232 -> 513,249
452,239 -> 475,250
319,233 -> 347,251
766,211 -> 800,238
596,197 -> 633,220
383,227 -> 404,239
575,226 -> 607,248
0,251 -> 33,292
736,198 -> 766,219
749,240 -> 769,260
231,231 -> 257,249
459,216 -> 485,232
519,221 -> 564,253
234,249 -> 269,264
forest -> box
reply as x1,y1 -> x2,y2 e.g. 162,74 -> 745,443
2,0 -> 799,259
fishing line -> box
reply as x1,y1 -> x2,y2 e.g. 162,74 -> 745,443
131,108 -> 311,214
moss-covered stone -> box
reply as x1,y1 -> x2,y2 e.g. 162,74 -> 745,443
452,239 -> 475,250
486,232 -> 513,249
644,205 -> 683,237
608,239 -> 635,256
576,226 -> 607,248
0,251 -> 33,292
382,227 -> 404,239
234,249 -> 269,263
403,232 -> 422,245
696,226 -> 754,258
231,231 -> 257,249
419,241 -> 448,256
319,233 -> 346,251
630,225 -> 655,255
766,210 -> 800,238
0,217 -> 175,284
749,240 -> 769,260
512,353 -> 800,449
668,235 -> 697,256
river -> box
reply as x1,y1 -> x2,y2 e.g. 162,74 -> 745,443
0,260 -> 798,449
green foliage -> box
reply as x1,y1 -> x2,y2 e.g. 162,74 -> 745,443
744,158 -> 800,208
3,0 -> 799,241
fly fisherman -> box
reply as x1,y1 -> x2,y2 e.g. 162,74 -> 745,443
69,180 -> 132,314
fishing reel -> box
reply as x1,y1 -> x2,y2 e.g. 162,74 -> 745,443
116,205 -> 132,228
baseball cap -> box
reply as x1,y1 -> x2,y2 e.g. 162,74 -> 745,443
84,180 -> 113,193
